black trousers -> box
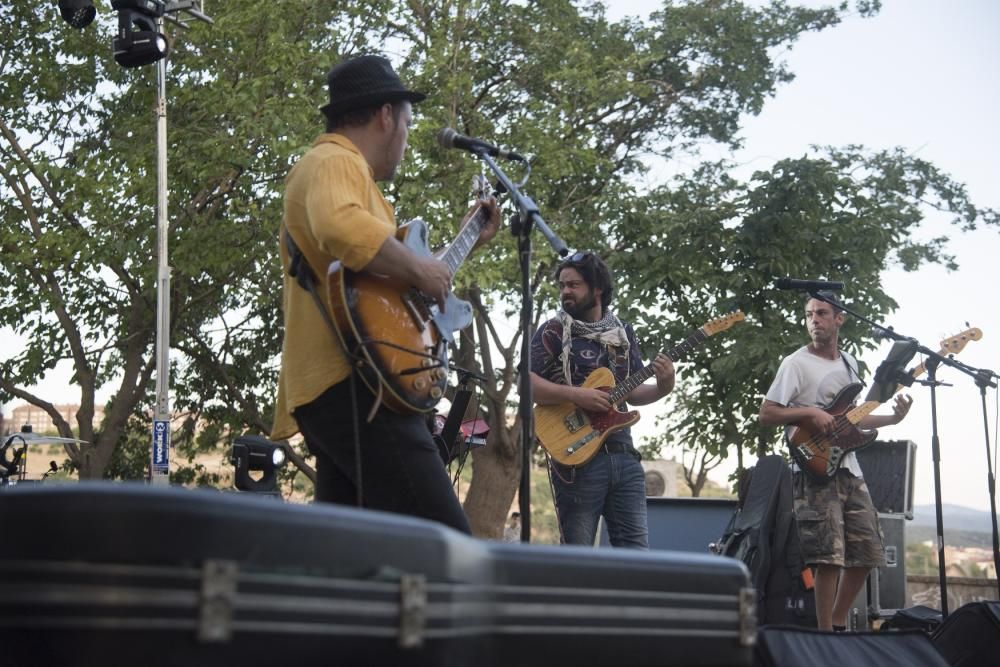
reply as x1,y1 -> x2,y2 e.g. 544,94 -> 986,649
294,378 -> 471,534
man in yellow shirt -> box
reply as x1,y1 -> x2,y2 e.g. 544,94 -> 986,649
272,55 -> 500,532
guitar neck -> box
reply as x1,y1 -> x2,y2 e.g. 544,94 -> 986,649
849,351 -> 937,424
439,205 -> 489,277
846,400 -> 880,425
607,328 -> 709,405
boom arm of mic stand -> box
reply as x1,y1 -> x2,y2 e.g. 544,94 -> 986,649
474,151 -> 568,257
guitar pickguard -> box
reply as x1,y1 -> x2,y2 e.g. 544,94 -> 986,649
786,384 -> 878,482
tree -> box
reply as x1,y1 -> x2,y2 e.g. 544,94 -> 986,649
0,2 -> 375,477
612,150 -> 997,492
398,0 -> 858,532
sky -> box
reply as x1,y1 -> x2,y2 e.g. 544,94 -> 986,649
607,0 -> 1000,512
3,1 -> 999,513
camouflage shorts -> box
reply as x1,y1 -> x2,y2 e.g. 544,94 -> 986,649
792,470 -> 884,568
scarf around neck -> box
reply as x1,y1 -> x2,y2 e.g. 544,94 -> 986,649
557,309 -> 630,385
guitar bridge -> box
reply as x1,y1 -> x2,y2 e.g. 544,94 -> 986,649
565,431 -> 599,455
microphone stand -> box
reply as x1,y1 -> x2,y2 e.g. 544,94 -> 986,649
973,368 -> 1000,598
925,356 -> 950,615
472,150 -> 568,542
807,290 -> 978,617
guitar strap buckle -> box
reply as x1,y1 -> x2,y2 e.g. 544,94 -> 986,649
282,226 -> 316,292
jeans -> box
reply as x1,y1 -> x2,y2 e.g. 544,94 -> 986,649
549,445 -> 649,549
294,378 -> 471,534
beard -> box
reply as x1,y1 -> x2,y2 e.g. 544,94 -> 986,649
563,290 -> 598,320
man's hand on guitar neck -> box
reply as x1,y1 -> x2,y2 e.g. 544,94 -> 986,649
468,196 -> 501,252
627,353 -> 676,405
859,394 -> 914,429
892,394 -> 914,423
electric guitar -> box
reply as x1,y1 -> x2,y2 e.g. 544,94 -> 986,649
535,311 -> 745,467
326,177 -> 493,414
786,327 -> 983,481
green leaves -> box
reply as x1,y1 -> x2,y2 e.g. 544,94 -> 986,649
612,144 -> 997,469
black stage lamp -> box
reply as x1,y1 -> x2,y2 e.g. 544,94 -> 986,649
58,0 -> 97,29
231,434 -> 287,495
111,0 -> 169,68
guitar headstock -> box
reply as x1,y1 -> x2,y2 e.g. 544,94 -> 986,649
939,327 -> 983,355
702,310 -> 746,336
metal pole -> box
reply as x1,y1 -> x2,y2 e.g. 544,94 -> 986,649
975,376 -> 1000,598
150,21 -> 171,485
927,360 -> 948,615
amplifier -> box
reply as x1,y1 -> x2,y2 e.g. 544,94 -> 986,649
598,497 -> 738,552
856,440 -> 917,517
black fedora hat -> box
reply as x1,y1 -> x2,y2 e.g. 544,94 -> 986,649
320,55 -> 426,116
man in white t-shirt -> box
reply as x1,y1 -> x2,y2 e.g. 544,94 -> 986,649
759,293 -> 912,631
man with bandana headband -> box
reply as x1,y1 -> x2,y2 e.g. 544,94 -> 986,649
530,252 -> 675,548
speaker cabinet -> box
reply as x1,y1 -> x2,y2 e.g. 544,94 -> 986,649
856,440 -> 917,518
870,513 -> 907,617
756,626 -> 949,667
932,601 -> 1000,667
599,497 -> 738,553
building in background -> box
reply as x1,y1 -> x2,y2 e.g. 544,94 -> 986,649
8,403 -> 106,435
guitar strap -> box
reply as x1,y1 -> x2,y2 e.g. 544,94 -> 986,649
841,352 -> 864,387
282,224 -> 365,508
282,226 -> 341,344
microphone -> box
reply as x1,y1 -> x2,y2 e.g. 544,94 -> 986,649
774,278 -> 844,291
871,326 -> 895,340
436,127 -> 526,161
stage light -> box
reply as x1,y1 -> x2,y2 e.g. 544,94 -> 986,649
231,435 -> 287,496
111,1 -> 169,68
271,446 -> 286,468
58,0 -> 96,29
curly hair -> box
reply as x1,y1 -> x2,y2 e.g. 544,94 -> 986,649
554,251 -> 613,314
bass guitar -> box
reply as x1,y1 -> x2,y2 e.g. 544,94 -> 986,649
326,177 -> 493,414
535,311 -> 745,467
786,327 -> 983,481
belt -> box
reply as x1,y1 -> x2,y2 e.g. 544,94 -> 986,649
603,441 -> 635,455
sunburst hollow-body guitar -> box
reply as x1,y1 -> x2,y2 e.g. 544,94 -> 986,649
326,178 -> 493,414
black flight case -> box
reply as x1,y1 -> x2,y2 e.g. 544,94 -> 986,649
0,483 -> 755,666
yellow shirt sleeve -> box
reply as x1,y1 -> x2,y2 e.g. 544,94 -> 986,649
305,152 -> 395,272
